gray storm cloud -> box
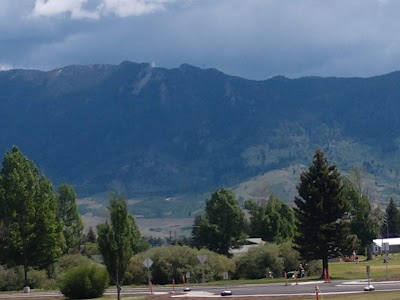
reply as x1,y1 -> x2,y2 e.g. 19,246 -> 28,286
1,0 -> 400,79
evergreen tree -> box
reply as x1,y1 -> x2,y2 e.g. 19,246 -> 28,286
192,188 -> 246,256
293,149 -> 349,279
383,198 -> 399,238
97,194 -> 137,300
58,184 -> 84,253
86,226 -> 97,243
0,146 -> 64,286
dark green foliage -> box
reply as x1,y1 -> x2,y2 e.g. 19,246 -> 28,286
58,184 -> 84,253
245,195 -> 295,243
59,263 -> 109,299
383,198 -> 399,237
192,188 -> 246,256
86,226 -> 97,243
0,146 -> 64,286
233,244 -> 283,279
293,149 -> 349,276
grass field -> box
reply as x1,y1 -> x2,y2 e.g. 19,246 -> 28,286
324,253 -> 400,281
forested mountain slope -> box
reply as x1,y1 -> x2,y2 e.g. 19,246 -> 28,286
1,61 -> 399,216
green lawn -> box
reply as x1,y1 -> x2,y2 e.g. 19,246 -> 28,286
328,254 -> 400,281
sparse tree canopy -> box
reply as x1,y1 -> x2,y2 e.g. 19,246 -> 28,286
343,174 -> 379,259
97,194 -> 138,300
192,188 -> 246,256
293,149 -> 349,278
0,146 -> 64,286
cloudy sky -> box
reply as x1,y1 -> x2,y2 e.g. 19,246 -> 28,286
1,0 -> 400,79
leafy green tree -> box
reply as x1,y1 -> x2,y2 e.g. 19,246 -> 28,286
293,149 -> 349,279
245,195 -> 295,243
97,194 -> 137,300
58,184 -> 84,253
233,243 -> 283,279
127,215 -> 150,253
0,146 -> 64,286
343,176 -> 379,260
383,198 -> 399,238
192,188 -> 246,256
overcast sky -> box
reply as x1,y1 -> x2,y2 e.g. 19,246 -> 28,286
1,0 -> 400,79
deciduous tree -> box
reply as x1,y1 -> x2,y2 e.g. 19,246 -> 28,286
58,184 -> 83,253
192,188 -> 245,256
0,146 -> 64,286
343,175 -> 379,260
97,194 -> 137,300
245,195 -> 295,243
293,149 -> 349,279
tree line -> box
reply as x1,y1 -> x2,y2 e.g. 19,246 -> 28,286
0,145 -> 397,298
191,149 -> 390,278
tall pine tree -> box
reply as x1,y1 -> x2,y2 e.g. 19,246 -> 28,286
383,198 -> 399,238
294,149 -> 349,279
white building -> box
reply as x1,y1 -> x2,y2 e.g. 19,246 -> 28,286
229,238 -> 266,256
372,237 -> 400,254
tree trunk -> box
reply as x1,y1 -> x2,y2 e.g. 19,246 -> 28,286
366,244 -> 373,261
23,264 -> 28,287
117,284 -> 121,300
320,257 -> 329,280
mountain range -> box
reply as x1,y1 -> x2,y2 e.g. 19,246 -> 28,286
1,61 -> 400,218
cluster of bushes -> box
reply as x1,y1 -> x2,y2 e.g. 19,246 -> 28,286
0,242 -> 321,298
0,266 -> 56,291
0,254 -> 109,299
124,242 -> 320,284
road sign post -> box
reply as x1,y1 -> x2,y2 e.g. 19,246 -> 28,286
143,258 -> 153,294
197,254 -> 207,283
364,265 -> 374,291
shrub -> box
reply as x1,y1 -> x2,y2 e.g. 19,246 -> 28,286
125,246 -> 235,285
28,269 -> 57,290
125,255 -> 148,285
0,265 -> 24,291
52,254 -> 94,280
279,241 -> 301,271
59,263 -> 109,299
304,260 -> 322,276
233,244 -> 283,279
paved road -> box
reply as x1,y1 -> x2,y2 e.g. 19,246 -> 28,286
172,280 -> 400,297
1,280 -> 400,298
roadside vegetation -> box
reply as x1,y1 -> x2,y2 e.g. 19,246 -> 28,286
1,146 -> 400,299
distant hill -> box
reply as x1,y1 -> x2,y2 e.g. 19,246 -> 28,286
1,61 -> 400,217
